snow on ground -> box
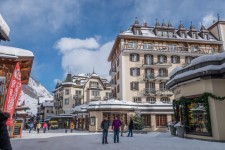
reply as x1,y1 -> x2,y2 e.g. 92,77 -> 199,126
11,130 -> 225,150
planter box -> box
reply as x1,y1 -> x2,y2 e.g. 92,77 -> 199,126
169,125 -> 176,136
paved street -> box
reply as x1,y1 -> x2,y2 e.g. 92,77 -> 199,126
11,130 -> 225,150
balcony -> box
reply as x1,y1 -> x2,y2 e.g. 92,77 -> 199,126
156,88 -> 173,97
122,44 -> 218,55
143,74 -> 155,82
142,60 -> 172,68
89,85 -> 101,90
109,67 -> 117,76
91,96 -> 101,101
73,95 -> 83,100
143,88 -> 156,96
155,74 -> 169,82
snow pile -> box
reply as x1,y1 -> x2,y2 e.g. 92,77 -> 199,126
0,14 -> 10,38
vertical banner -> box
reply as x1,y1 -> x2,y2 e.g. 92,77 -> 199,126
3,62 -> 22,126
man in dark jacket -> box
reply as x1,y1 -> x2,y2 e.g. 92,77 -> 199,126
0,110 -> 12,150
127,118 -> 134,137
101,116 -> 110,144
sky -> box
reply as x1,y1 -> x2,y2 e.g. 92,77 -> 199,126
0,0 -> 224,92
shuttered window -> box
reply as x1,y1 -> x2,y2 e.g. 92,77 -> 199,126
130,82 -> 139,91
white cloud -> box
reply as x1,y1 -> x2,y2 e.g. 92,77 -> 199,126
55,37 -> 114,79
0,0 -> 81,31
201,13 -> 217,28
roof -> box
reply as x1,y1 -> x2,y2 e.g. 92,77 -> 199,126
0,14 -> 10,41
0,45 -> 34,57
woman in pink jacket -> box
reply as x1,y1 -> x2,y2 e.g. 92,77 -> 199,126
43,122 -> 48,133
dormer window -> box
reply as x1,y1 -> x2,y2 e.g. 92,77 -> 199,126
168,32 -> 173,38
136,29 -> 142,35
181,32 -> 185,38
192,33 -> 197,39
204,34 -> 208,40
163,31 -> 167,37
157,31 -> 162,37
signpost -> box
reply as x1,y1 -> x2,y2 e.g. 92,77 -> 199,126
12,123 -> 22,138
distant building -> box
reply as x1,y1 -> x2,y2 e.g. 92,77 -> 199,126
37,100 -> 54,120
52,72 -> 111,115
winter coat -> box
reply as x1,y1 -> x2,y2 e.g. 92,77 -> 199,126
70,122 -> 75,129
128,119 -> 134,130
0,111 -> 12,150
101,119 -> 110,130
37,123 -> 42,129
112,119 -> 122,130
43,123 -> 48,129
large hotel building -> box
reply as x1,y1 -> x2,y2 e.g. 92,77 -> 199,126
53,18 -> 225,132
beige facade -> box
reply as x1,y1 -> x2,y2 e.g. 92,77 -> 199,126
53,72 -> 111,115
107,19 -> 223,131
37,101 -> 54,120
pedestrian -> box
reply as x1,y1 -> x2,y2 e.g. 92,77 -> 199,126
33,121 -> 37,131
101,116 -> 110,144
37,122 -> 41,133
28,122 -> 33,133
70,121 -> 74,133
43,122 -> 48,133
0,111 -> 12,150
112,116 -> 122,143
127,118 -> 134,137
120,117 -> 125,136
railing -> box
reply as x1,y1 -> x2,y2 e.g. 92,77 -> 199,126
144,88 -> 156,96
123,44 -> 219,54
142,59 -> 172,68
73,95 -> 83,99
156,88 -> 173,96
143,74 -> 169,81
89,85 -> 101,89
103,96 -> 110,100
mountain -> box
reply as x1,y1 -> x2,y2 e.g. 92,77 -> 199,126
18,77 -> 53,115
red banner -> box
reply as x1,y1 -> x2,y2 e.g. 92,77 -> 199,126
3,62 -> 22,126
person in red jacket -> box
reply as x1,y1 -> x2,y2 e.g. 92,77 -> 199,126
112,116 -> 122,143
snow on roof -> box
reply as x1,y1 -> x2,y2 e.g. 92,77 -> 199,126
0,45 -> 34,57
167,52 -> 225,86
42,102 -> 53,107
16,110 -> 27,115
0,14 -> 10,39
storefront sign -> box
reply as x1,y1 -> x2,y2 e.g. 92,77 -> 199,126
0,76 -> 5,95
3,62 -> 22,126
12,123 -> 22,138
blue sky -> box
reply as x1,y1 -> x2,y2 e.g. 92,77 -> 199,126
0,0 -> 224,92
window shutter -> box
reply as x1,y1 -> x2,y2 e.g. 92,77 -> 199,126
165,56 -> 167,63
137,68 -> 140,76
130,54 -> 132,61
137,54 -> 140,61
136,82 -> 139,90
130,68 -> 132,76
130,82 -> 133,90
178,56 -> 180,63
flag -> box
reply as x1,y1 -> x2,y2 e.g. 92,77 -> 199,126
3,62 -> 22,126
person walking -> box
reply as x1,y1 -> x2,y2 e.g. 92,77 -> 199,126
37,122 -> 42,134
101,116 -> 110,144
127,118 -> 134,137
70,121 -> 75,133
43,122 -> 48,133
120,118 -> 125,136
112,116 -> 122,143
0,111 -> 12,150
28,122 -> 33,133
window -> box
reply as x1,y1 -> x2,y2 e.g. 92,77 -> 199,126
171,55 -> 180,64
64,99 -> 69,105
144,54 -> 153,65
128,41 -> 137,49
90,82 -> 99,88
159,68 -> 168,77
130,53 -> 139,62
76,90 -> 81,95
191,46 -> 199,52
143,43 -> 153,50
185,56 -> 193,64
145,68 -> 154,79
156,115 -> 167,127
65,89 -> 69,95
133,97 -> 141,103
146,97 -> 156,104
105,92 -> 111,98
160,97 -> 170,104
181,32 -> 185,38
130,68 -> 140,76
163,31 -> 167,37
159,82 -> 166,91
192,33 -> 197,39
168,32 -> 173,38
158,55 -> 167,63
141,114 -> 151,127
157,31 -> 162,37
91,91 -> 100,96
168,44 -> 177,51
136,29 -> 141,35
145,82 -> 155,93
204,34 -> 208,40
117,71 -> 119,80
130,82 -> 139,91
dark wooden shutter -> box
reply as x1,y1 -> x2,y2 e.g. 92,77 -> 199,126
130,54 -> 132,61
130,82 -> 133,90
178,56 -> 180,63
137,54 -> 140,61
137,68 -> 140,76
130,68 -> 133,76
136,82 -> 139,90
